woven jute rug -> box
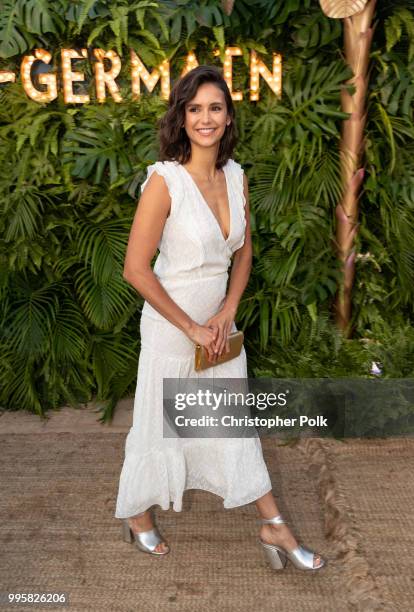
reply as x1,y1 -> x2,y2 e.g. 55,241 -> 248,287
0,432 -> 413,612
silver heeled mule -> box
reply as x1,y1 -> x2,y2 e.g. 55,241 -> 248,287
259,514 -> 326,571
122,510 -> 170,556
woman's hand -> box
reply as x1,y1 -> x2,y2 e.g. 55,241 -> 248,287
186,322 -> 219,363
204,305 -> 236,357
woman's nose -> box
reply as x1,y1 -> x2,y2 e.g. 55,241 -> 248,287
200,111 -> 212,123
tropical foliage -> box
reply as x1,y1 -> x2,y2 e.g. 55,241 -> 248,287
0,0 -> 413,421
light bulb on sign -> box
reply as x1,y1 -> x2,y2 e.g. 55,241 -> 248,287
250,50 -> 282,101
213,47 -> 243,101
20,49 -> 57,103
93,48 -> 122,103
0,71 -> 16,84
181,51 -> 199,76
131,50 -> 170,100
61,48 -> 90,104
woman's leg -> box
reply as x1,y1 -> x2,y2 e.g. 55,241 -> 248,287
255,491 -> 323,568
127,510 -> 169,554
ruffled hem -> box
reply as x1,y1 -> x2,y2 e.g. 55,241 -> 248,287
114,440 -> 273,519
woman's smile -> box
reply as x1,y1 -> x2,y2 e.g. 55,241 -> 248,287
196,127 -> 217,136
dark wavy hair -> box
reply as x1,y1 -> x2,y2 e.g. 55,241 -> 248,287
158,65 -> 238,170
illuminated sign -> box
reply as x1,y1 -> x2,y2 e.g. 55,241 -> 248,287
0,47 -> 282,104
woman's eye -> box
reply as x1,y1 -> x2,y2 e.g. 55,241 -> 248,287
188,107 -> 222,112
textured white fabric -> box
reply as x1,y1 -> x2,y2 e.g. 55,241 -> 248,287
114,158 -> 272,518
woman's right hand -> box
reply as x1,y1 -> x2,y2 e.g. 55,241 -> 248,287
186,322 -> 219,363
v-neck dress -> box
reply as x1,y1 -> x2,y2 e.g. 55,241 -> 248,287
115,158 -> 272,518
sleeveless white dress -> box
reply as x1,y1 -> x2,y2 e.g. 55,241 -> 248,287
114,158 -> 272,518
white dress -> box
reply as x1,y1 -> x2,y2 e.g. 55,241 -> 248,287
114,158 -> 272,518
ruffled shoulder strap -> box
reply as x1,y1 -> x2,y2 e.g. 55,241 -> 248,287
140,160 -> 183,215
226,158 -> 247,210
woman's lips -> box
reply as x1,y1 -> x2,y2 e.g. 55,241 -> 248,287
196,128 -> 216,135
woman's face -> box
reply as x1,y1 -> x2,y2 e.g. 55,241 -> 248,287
183,82 -> 230,150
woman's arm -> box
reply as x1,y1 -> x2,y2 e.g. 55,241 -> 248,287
222,172 -> 253,314
123,171 -> 217,356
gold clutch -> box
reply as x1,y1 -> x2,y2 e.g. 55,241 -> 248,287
194,330 -> 244,371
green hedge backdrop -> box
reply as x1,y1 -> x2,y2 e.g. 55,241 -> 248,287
0,0 -> 413,422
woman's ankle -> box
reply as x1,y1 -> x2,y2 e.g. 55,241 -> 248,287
260,522 -> 298,550
128,510 -> 153,531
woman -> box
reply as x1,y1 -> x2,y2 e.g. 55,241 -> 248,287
115,65 -> 326,571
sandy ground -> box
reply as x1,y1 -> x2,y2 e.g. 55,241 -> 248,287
0,401 -> 413,612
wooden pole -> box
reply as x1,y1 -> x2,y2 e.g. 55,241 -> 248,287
320,0 -> 377,335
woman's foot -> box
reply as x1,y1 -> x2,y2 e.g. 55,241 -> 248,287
259,522 -> 323,569
127,511 -> 169,554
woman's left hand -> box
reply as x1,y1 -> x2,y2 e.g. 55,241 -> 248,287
204,306 -> 235,358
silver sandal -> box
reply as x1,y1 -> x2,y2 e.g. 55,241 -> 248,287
122,510 -> 170,556
259,514 -> 326,571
